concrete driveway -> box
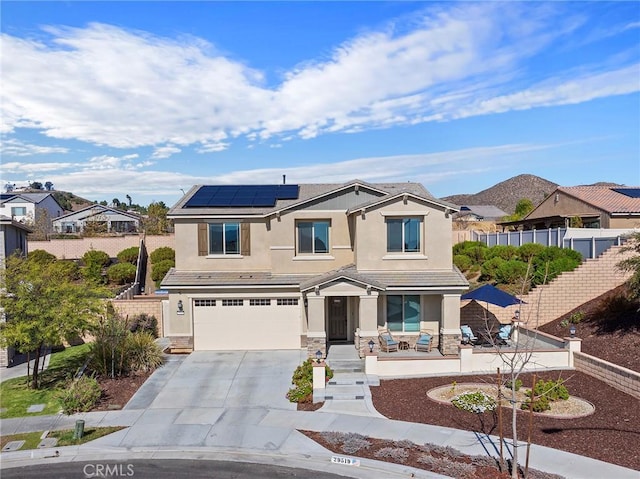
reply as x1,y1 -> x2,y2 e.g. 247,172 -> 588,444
126,350 -> 307,412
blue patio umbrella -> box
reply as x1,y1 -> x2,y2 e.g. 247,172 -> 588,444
461,284 -> 526,308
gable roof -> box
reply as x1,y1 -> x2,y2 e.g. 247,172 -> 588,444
168,179 -> 444,218
1,192 -> 55,205
553,186 -> 640,215
0,215 -> 33,232
455,205 -> 508,220
346,190 -> 459,215
52,204 -> 141,221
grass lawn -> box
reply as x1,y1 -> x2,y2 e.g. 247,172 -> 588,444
0,426 -> 124,451
0,344 -> 91,419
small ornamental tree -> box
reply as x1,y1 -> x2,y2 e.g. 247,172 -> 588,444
0,253 -> 107,389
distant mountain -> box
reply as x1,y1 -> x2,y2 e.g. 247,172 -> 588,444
442,174 -> 558,215
50,190 -> 95,212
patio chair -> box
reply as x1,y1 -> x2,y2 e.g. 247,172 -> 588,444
460,325 -> 478,345
378,328 -> 399,353
496,324 -> 513,346
415,329 -> 433,353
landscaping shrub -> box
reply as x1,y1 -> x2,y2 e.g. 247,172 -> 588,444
480,257 -> 505,282
495,260 -> 529,285
518,243 -> 545,262
82,261 -> 106,284
150,246 -> 175,264
59,375 -> 102,414
486,245 -> 518,261
453,241 -> 488,262
451,391 -> 497,414
107,262 -> 136,284
90,310 -> 131,377
341,434 -> 371,454
27,249 -> 57,264
374,447 -> 409,462
453,254 -> 473,272
286,358 -> 334,403
130,313 -> 158,337
82,249 -> 111,267
116,246 -> 139,265
126,331 -> 164,373
52,260 -> 81,280
522,378 -> 569,412
151,259 -> 175,287
505,378 -> 523,391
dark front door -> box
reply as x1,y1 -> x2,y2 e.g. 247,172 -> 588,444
328,297 -> 348,341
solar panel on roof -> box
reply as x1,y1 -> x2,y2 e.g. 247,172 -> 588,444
184,184 -> 299,208
612,188 -> 640,198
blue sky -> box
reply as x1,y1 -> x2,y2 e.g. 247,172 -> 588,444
1,1 -> 639,207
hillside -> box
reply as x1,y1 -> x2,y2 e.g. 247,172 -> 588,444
442,174 -> 558,214
51,191 -> 94,212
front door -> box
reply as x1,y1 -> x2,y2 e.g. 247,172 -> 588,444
328,297 -> 348,341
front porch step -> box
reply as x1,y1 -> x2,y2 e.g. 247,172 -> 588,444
323,384 -> 367,401
327,372 -> 379,387
326,359 -> 365,373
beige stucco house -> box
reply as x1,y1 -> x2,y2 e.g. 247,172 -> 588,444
162,180 -> 468,358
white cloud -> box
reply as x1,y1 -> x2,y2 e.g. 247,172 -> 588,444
1,4 -> 637,151
151,145 -> 181,159
1,138 -> 69,156
2,161 -> 75,173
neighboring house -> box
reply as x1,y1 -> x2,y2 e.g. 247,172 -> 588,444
162,180 -> 468,358
454,205 -> 508,222
52,205 -> 141,234
0,192 -> 65,225
498,185 -> 640,230
0,216 -> 31,367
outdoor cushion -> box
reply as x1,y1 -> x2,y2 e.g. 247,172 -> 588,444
417,334 -> 432,344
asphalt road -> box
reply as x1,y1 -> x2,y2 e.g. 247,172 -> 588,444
1,459 -> 352,479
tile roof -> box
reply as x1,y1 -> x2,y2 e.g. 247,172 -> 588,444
162,265 -> 468,290
455,205 -> 508,219
558,186 -> 640,214
168,180 -> 442,217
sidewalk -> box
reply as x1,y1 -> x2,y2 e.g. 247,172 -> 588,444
1,407 -> 637,479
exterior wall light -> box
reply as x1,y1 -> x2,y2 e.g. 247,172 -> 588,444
315,350 -> 323,363
569,324 -> 576,338
177,299 -> 184,315
368,339 -> 375,353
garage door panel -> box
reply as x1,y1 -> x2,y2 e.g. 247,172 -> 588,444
193,301 -> 301,350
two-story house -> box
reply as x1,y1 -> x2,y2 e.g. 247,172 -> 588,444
0,192 -> 65,226
162,180 -> 468,358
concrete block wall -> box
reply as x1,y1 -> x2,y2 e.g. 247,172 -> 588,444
483,245 -> 633,327
574,351 -> 640,399
29,234 -> 175,259
111,296 -> 164,337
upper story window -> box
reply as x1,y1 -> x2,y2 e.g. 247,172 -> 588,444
210,222 -> 240,254
11,207 -> 27,216
198,222 -> 250,257
297,220 -> 330,254
387,218 -> 421,253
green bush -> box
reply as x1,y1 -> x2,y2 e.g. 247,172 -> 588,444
126,332 -> 164,373
116,246 -> 139,265
451,391 -> 497,414
82,249 -> 111,267
453,254 -> 473,272
453,241 -> 488,262
480,257 -> 505,282
286,359 -> 333,403
486,245 -> 518,261
522,378 -> 569,412
107,262 -> 136,284
151,259 -> 175,287
82,261 -> 106,284
27,249 -> 57,264
59,375 -> 102,415
130,314 -> 158,337
505,378 -> 522,391
495,260 -> 529,284
51,260 -> 81,280
150,247 -> 175,264
517,243 -> 545,262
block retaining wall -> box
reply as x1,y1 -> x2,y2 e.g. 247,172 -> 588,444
573,351 -> 640,399
29,234 -> 175,259
111,296 -> 164,337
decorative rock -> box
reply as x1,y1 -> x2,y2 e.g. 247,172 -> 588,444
26,404 -> 45,413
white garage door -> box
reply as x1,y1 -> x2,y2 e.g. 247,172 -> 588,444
193,298 -> 302,350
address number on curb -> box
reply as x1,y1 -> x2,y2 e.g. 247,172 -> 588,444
331,455 -> 360,466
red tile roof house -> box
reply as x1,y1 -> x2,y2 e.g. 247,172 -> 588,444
161,180 -> 469,358
499,185 -> 640,230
